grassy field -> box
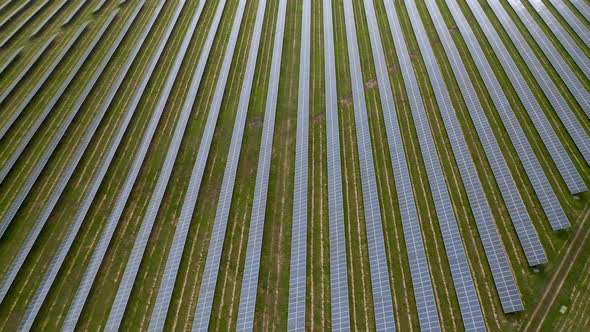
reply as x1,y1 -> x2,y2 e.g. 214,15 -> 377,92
0,0 -> 589,330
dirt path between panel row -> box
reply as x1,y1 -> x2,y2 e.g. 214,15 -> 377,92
524,204 -> 590,332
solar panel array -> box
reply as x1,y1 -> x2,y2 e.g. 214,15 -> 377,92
418,0 -> 548,269
106,0 -> 246,327
322,0 -> 351,328
1,0 -> 590,329
384,0 -> 524,315
485,0 -> 590,170
287,0 -> 310,329
0,32 -> 74,143
364,0 -> 441,330
462,0 -> 586,196
150,0 -> 264,330
526,0 -> 590,79
18,2 -> 185,327
0,36 -> 53,107
0,1 -> 156,309
548,0 -> 590,48
94,0 -> 109,14
504,0 -> 590,119
406,3 -> 498,330
0,0 -> 31,28
443,0 -> 570,232
0,6 -> 132,233
62,1 -> 87,26
0,21 -> 100,238
426,1 -> 548,268
61,0 -> 210,328
342,0 -> 396,330
235,0 -> 288,329
0,27 -> 86,162
429,0 -> 547,266
29,0 -> 68,37
0,0 -> 51,47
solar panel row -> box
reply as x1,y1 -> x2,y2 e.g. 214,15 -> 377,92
106,0 -> 247,327
342,0 -> 396,330
364,1 -> 441,330
150,0 -> 266,331
322,0 -> 350,328
19,1 -> 185,327
420,0 -> 547,266
287,0 -> 310,329
235,0 -> 288,329
463,0 -> 586,196
570,0 -> 590,25
0,1 -> 155,308
504,0 -> 590,119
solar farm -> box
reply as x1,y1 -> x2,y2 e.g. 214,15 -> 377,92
0,0 -> 590,330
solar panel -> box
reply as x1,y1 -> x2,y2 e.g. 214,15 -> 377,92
151,0 -> 267,329
363,0 -> 443,330
341,0 -> 396,330
443,0 -> 570,231
504,0 -> 590,119
107,0 -> 245,327
0,37 -> 53,107
287,0 -> 310,329
420,0 -> 548,269
0,46 -> 23,75
0,0 -> 51,47
0,0 -> 156,317
19,1 -> 185,327
383,0 -> 523,314
322,0 -> 350,328
463,0 -> 586,196
568,0 -> 590,34
234,0 -> 288,330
